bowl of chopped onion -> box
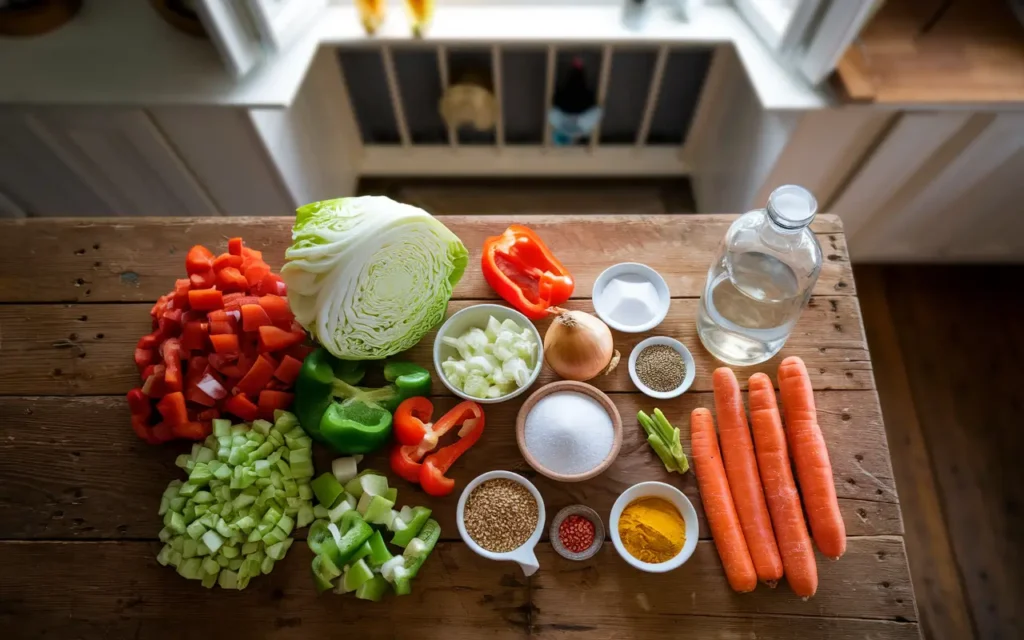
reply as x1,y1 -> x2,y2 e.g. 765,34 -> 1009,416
433,304 -> 544,404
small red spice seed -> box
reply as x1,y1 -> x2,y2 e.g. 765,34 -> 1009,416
558,515 -> 596,553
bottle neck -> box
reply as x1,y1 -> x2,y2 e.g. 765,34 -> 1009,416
765,204 -> 807,235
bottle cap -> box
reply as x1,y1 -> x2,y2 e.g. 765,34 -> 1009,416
767,185 -> 817,229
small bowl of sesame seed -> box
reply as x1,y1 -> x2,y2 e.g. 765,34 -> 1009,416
628,336 -> 695,399
457,470 -> 547,576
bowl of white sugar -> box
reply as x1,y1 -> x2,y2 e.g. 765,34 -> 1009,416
515,381 -> 623,482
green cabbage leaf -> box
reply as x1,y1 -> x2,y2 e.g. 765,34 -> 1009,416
282,197 -> 467,360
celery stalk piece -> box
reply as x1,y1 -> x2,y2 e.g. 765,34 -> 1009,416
327,500 -> 352,523
355,575 -> 390,601
356,492 -> 373,516
313,504 -> 329,519
186,521 -> 207,541
261,556 -> 275,575
202,557 -> 220,575
383,487 -> 398,504
297,504 -> 315,528
218,569 -> 239,589
344,476 -> 363,499
201,571 -> 218,589
168,512 -> 186,535
342,559 -> 374,591
220,544 -> 240,559
298,484 -> 313,501
213,419 -> 232,438
156,545 -> 173,566
158,497 -> 170,517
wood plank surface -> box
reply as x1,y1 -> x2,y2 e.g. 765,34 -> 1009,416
0,215 -> 915,638
0,297 -> 872,396
856,266 -> 975,640
0,391 -> 898,540
0,538 -> 916,640
0,215 -> 854,303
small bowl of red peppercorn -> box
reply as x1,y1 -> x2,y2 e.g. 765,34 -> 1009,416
549,505 -> 604,561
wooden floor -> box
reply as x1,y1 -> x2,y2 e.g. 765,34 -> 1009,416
355,181 -> 1023,640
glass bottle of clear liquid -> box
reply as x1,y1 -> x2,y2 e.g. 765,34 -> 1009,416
697,185 -> 821,366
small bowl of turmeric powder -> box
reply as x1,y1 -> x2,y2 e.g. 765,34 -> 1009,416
609,481 -> 698,573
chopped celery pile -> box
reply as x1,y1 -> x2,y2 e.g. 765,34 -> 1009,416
440,315 -> 537,399
309,456 -> 438,600
155,411 -> 315,589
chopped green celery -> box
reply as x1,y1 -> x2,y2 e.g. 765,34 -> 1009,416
192,490 -> 213,504
163,479 -> 183,497
262,527 -> 285,546
360,474 -> 389,498
170,536 -> 185,553
196,542 -> 210,556
254,459 -> 272,477
297,504 -> 315,528
215,554 -> 230,568
275,460 -> 292,480
158,527 -> 172,543
391,506 -> 431,547
177,557 -> 202,580
213,419 -> 232,438
394,518 -> 440,596
355,575 -> 390,602
186,520 -> 207,540
235,516 -> 256,532
313,505 -> 330,519
343,475 -> 363,498
202,557 -> 220,575
188,463 -> 213,485
274,410 -> 299,431
201,529 -> 224,554
227,557 -> 244,571
254,477 -> 272,489
251,418 -> 273,436
298,483 -> 314,501
291,461 -> 314,479
366,530 -> 392,568
327,499 -> 352,523
310,473 -> 345,508
285,496 -> 305,510
221,501 -> 235,519
342,559 -> 374,591
167,550 -> 183,568
267,432 -> 285,448
233,493 -> 256,511
246,529 -> 261,543
249,442 -> 276,462
247,431 -> 266,446
220,544 -> 240,559
384,487 -> 398,504
194,504 -> 209,518
228,447 -> 246,466
176,484 -> 197,499
168,511 -> 186,535
182,539 -> 198,559
156,545 -> 173,566
231,433 -> 247,446
241,541 -> 260,555
278,514 -> 295,536
215,518 -> 234,538
182,504 -> 197,525
364,496 -> 396,526
263,506 -> 283,524
261,556 -> 275,575
175,454 -> 190,469
283,479 -> 299,498
270,470 -> 284,489
158,497 -> 170,516
288,448 -> 312,467
218,569 -> 239,589
195,447 -> 216,464
201,571 -> 219,589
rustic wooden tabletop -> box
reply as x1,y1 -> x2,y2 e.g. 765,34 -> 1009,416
0,215 -> 917,639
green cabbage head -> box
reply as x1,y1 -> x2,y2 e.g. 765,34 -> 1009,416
282,196 -> 468,360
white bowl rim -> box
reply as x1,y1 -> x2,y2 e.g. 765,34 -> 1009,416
608,481 -> 699,573
591,262 -> 671,333
627,336 -> 696,399
433,303 -> 544,404
456,470 -> 547,560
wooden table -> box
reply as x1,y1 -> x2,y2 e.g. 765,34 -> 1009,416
0,215 -> 917,639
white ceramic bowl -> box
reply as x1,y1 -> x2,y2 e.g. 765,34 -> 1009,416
433,304 -> 543,404
609,481 -> 699,573
457,470 -> 547,576
628,336 -> 696,399
592,262 -> 671,333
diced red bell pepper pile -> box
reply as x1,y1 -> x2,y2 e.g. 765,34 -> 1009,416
128,237 -> 310,444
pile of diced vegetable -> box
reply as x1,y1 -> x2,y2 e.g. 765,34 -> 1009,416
155,411 -> 315,589
129,237 -> 311,444
440,315 -> 537,399
307,457 -> 439,599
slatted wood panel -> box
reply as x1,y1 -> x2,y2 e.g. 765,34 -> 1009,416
0,216 -> 913,639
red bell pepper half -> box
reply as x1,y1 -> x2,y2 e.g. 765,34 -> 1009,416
389,399 -> 485,495
481,224 -> 574,320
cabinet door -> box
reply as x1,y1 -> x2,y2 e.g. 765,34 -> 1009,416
30,108 -> 219,216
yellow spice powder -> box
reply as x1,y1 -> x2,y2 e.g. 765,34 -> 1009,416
618,497 -> 685,564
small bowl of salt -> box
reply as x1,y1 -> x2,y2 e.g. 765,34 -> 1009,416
592,263 -> 670,333
515,381 -> 623,483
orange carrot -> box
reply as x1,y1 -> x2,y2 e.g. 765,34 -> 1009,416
712,367 -> 784,585
690,408 -> 757,593
777,356 -> 846,560
748,373 -> 818,599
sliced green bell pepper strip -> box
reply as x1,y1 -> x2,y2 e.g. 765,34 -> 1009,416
390,506 -> 432,548
394,518 -> 440,596
355,574 -> 390,601
311,553 -> 342,593
366,530 -> 393,568
295,348 -> 431,455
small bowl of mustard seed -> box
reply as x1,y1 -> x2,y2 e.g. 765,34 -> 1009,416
457,470 -> 546,576
628,336 -> 695,399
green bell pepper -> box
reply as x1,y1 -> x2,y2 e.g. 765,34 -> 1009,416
390,506 -> 432,548
394,518 -> 440,596
294,348 -> 431,454
355,575 -> 390,601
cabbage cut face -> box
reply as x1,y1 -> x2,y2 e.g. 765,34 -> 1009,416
282,196 -> 468,360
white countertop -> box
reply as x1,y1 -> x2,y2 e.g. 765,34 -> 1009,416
0,1 -> 826,110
